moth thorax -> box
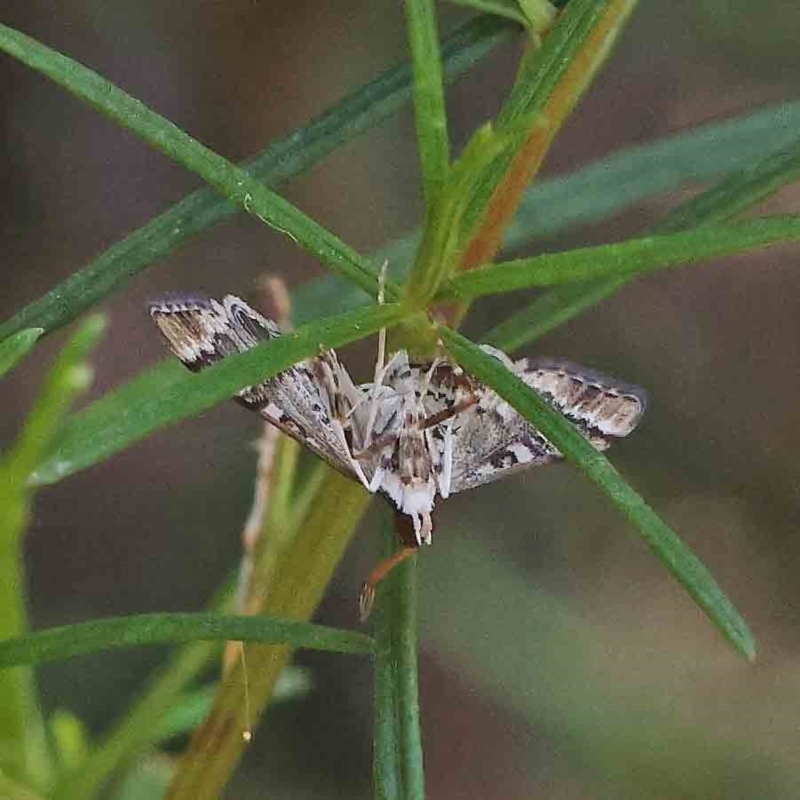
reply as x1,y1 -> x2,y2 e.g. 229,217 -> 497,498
397,429 -> 432,485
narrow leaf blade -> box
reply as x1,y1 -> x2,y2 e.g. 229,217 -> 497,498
0,614 -> 373,668
0,16 -> 513,341
438,327 -> 756,661
443,215 -> 800,300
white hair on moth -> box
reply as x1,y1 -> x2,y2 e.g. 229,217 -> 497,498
377,471 -> 436,545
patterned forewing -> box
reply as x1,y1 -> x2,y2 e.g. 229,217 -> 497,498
445,347 -> 647,494
149,294 -> 365,479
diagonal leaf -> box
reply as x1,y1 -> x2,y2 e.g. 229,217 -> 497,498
504,100 -> 800,247
485,125 -> 800,351
438,326 -> 756,661
0,328 -> 43,380
0,15 -> 514,342
32,303 -> 406,486
442,215 -> 800,300
656,133 -> 800,233
0,613 -> 373,668
0,24 -> 390,303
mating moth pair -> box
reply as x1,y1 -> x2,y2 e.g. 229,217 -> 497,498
149,294 -> 646,615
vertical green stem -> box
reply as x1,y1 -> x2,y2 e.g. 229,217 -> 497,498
373,543 -> 400,800
0,318 -> 102,790
0,521 -> 49,787
373,511 -> 425,800
404,0 -> 450,209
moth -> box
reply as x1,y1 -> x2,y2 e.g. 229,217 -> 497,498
149,294 -> 647,616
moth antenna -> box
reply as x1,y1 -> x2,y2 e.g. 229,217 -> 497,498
364,260 -> 389,448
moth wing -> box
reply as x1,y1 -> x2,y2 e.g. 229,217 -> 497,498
446,346 -> 647,494
149,294 -> 369,480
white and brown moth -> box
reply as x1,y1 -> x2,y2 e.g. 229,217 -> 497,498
149,294 -> 647,616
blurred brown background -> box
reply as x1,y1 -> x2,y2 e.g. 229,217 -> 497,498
3,1 -> 800,797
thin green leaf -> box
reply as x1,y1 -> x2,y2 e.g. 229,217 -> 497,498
443,215 -> 800,300
0,15 -> 514,342
32,303 -> 406,486
407,120 -> 539,303
3,317 -> 105,483
404,0 -> 450,208
373,513 -> 425,800
0,614 -> 373,669
504,101 -> 800,248
498,0 -> 622,127
0,315 -> 104,790
0,328 -> 43,380
438,327 -> 756,661
51,585 -> 236,800
48,710 -> 90,775
656,135 -> 800,233
0,25 -> 392,302
487,122 -> 800,351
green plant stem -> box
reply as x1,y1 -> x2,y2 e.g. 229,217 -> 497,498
373,514 -> 424,800
0,317 -> 103,790
457,0 -> 637,276
404,0 -> 450,209
0,15 -> 514,342
0,24 -> 397,300
373,524 -> 401,800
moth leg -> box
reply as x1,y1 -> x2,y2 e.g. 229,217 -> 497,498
419,392 -> 479,431
367,464 -> 386,493
310,353 -> 373,490
418,356 -> 441,396
335,420 -> 372,490
358,545 -> 418,621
